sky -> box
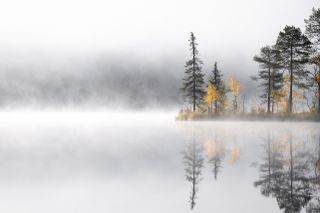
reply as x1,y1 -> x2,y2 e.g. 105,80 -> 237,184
0,0 -> 319,108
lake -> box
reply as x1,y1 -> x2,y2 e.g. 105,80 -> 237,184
0,111 -> 319,213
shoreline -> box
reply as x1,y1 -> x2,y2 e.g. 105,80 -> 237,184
176,113 -> 320,122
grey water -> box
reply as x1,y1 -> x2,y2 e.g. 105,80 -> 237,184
0,111 -> 319,213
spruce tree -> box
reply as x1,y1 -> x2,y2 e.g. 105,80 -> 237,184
209,62 -> 224,113
181,32 -> 206,111
252,46 -> 283,113
275,26 -> 312,113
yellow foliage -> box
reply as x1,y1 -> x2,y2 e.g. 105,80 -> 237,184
316,72 -> 320,84
204,83 -> 219,106
283,74 -> 290,84
229,146 -> 240,164
230,78 -> 241,97
206,139 -> 223,160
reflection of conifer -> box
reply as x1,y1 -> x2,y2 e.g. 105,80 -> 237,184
254,131 -> 284,196
254,131 -> 313,213
182,136 -> 204,210
276,133 -> 312,213
306,136 -> 320,212
206,138 -> 225,180
209,151 -> 224,180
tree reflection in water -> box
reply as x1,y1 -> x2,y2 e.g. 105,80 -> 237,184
306,136 -> 320,212
182,134 -> 204,210
206,137 -> 225,180
254,131 -> 320,213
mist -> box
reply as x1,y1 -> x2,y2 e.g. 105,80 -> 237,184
0,0 -> 318,109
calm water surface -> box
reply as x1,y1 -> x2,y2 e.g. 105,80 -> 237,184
0,111 -> 319,213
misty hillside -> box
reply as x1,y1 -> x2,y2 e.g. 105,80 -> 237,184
0,53 -> 183,109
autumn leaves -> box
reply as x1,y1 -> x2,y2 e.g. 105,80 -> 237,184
181,32 -> 243,116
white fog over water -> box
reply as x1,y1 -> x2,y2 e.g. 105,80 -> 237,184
0,111 -> 318,212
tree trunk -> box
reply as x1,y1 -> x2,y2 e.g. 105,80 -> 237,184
192,40 -> 196,112
289,132 -> 293,209
318,83 -> 320,114
267,60 -> 271,114
318,136 -> 320,160
268,131 -> 271,179
214,71 -> 218,114
242,96 -> 245,113
289,45 -> 293,113
191,140 -> 196,209
271,72 -> 274,114
214,100 -> 218,114
234,96 -> 238,112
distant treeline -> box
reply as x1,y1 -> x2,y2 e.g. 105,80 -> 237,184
180,7 -> 320,119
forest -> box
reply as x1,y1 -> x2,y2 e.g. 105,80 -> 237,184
178,8 -> 320,121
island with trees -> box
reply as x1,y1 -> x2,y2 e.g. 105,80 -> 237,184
178,8 -> 320,121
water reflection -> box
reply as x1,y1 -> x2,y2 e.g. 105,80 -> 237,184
182,134 -> 204,210
1,117 -> 319,213
180,122 -> 320,212
206,137 -> 225,180
254,131 -> 319,213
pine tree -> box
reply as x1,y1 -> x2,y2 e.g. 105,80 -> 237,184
305,7 -> 320,46
305,8 -> 320,113
181,32 -> 206,111
275,26 -> 312,113
209,62 -> 224,113
252,46 -> 283,114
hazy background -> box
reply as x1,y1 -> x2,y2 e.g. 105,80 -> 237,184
0,0 -> 319,109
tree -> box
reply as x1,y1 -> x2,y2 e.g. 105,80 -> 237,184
230,78 -> 241,111
204,83 -> 219,113
208,62 -> 224,113
182,135 -> 204,210
305,8 -> 320,114
181,32 -> 206,111
217,82 -> 229,112
305,7 -> 320,46
252,46 -> 283,113
275,26 -> 312,113
308,54 -> 320,114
